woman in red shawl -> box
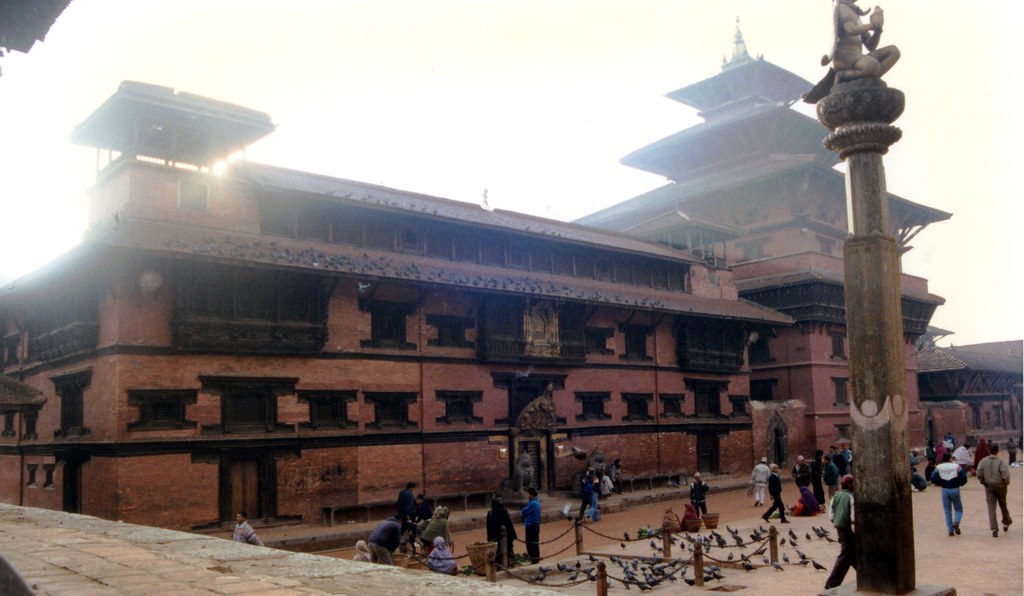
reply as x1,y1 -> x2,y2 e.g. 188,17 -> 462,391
973,438 -> 990,470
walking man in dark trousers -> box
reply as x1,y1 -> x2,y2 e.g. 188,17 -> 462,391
825,475 -> 856,590
521,487 -> 541,564
761,464 -> 789,523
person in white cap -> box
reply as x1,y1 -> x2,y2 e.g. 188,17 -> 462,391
751,457 -> 771,507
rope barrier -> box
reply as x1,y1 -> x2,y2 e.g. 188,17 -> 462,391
511,522 -> 575,546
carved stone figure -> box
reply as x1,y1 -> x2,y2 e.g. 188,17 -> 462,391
515,383 -> 558,430
515,448 -> 535,493
805,0 -> 900,104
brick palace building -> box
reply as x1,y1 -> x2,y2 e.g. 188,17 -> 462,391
0,80 -> 791,529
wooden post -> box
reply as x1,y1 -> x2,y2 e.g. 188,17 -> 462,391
596,561 -> 608,596
499,527 -> 509,570
485,545 -> 496,583
768,525 -> 779,564
661,521 -> 672,558
694,542 -> 704,587
575,518 -> 584,556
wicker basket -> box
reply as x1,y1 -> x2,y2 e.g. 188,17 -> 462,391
684,518 -> 702,532
702,513 -> 720,530
466,541 -> 497,576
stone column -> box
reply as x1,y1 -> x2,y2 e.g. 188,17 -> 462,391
817,78 -> 914,594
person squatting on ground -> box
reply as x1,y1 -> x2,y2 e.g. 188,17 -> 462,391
690,472 -> 710,516
367,514 -> 406,565
751,457 -> 770,507
411,493 -> 433,536
233,511 -> 263,546
824,475 -> 855,590
486,497 -> 517,568
762,464 -> 790,523
521,487 -> 541,564
419,507 -> 453,552
931,453 -> 967,536
427,536 -> 458,575
976,443 -> 1013,537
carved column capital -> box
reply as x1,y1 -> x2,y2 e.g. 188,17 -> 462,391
817,78 -> 905,157
825,123 -> 903,158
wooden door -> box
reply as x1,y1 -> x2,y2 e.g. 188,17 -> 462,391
231,459 -> 260,518
697,433 -> 720,474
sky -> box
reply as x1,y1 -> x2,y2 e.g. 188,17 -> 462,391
0,0 -> 1020,348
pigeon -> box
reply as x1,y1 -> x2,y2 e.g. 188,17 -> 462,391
530,572 -> 546,582
780,537 -> 787,546
557,563 -> 571,572
726,525 -> 738,535
589,554 -> 598,562
568,571 -> 579,581
733,534 -> 745,546
796,548 -> 807,560
631,559 -> 640,570
684,578 -> 696,586
805,532 -> 813,541
762,557 -> 771,565
715,534 -> 727,548
783,553 -> 790,564
538,566 -> 551,574
772,562 -> 785,571
727,553 -> 734,562
812,560 -> 828,571
788,529 -> 799,541
649,540 -> 658,550
824,535 -> 836,543
624,532 -> 632,542
621,542 -> 627,549
741,561 -> 755,571
796,559 -> 811,566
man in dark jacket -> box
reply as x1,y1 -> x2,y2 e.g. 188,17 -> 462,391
396,482 -> 416,517
810,450 -> 826,505
690,472 -> 710,516
367,514 -> 406,565
486,497 -> 517,568
576,468 -> 595,521
761,464 -> 789,523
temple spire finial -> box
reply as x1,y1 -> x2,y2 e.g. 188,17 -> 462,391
723,16 -> 753,70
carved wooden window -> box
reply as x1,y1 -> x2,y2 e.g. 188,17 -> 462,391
595,258 -> 612,282
620,325 -> 651,361
26,464 -> 37,487
668,266 -> 687,292
477,297 -> 524,362
749,334 -> 772,363
426,229 -> 452,259
331,211 -> 363,246
623,393 -> 653,422
175,264 -> 327,354
3,334 -> 19,367
585,328 -> 614,354
552,250 -> 574,275
178,180 -> 208,212
298,390 -> 355,429
52,369 -> 91,438
435,391 -> 483,424
613,258 -> 632,284
557,302 -> 586,361
688,380 -> 724,417
362,301 -> 415,349
832,377 -> 849,407
651,264 -> 669,290
738,238 -> 768,261
366,219 -> 394,250
729,395 -> 748,416
575,254 -> 593,278
201,376 -> 296,434
426,315 -> 474,348
27,287 -> 100,363
23,411 -> 37,440
480,240 -> 505,266
661,393 -> 684,418
530,246 -> 551,273
128,390 -> 197,431
831,332 -> 847,359
750,379 -> 777,402
365,392 -> 418,429
297,206 -> 330,242
633,263 -> 652,288
260,201 -> 293,236
2,412 -> 14,437
575,392 -> 611,421
453,234 -> 478,262
676,318 -> 744,373
508,243 -> 528,269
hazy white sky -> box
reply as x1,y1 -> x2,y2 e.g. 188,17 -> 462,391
0,0 -> 1020,347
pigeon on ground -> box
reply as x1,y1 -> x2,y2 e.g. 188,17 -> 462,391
796,548 -> 807,560
741,561 -> 755,571
788,529 -> 798,541
812,560 -> 828,571
805,532 -> 813,541
783,553 -> 790,564
772,562 -> 785,571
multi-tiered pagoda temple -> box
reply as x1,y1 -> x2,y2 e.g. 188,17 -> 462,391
578,26 -> 952,460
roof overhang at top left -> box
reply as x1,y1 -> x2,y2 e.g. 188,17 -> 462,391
0,0 -> 72,76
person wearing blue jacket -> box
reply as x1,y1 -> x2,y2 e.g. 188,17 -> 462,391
520,487 -> 541,563
576,467 -> 596,521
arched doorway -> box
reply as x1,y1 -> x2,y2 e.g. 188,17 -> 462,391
767,414 -> 788,465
